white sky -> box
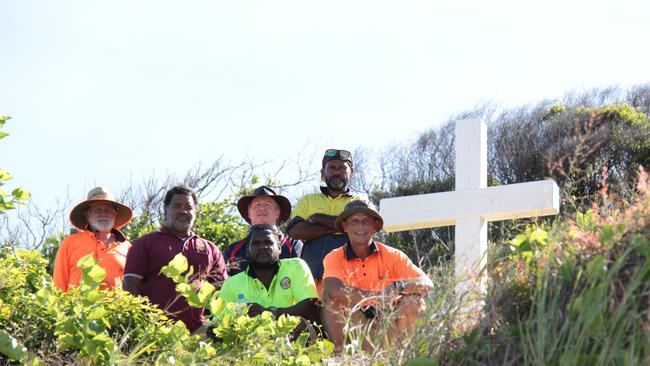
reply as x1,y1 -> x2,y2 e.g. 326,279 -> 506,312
2,0 -> 649,211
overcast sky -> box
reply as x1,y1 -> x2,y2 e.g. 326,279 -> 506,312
2,0 -> 649,213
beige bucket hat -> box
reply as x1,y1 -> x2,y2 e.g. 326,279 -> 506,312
69,187 -> 133,230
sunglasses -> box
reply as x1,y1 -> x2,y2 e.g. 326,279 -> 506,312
324,149 -> 351,159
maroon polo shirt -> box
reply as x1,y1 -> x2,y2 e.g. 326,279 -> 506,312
124,227 -> 227,332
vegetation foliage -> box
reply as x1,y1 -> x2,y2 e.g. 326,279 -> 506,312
0,249 -> 333,364
2,85 -> 650,364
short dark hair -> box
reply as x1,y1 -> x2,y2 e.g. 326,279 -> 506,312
163,185 -> 198,208
246,224 -> 280,247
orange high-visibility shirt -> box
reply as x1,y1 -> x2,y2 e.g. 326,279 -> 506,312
53,230 -> 131,291
323,241 -> 425,292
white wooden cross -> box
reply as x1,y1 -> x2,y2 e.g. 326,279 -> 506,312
379,119 -> 560,299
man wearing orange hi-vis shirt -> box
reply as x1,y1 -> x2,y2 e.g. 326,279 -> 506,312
53,187 -> 133,291
321,200 -> 433,353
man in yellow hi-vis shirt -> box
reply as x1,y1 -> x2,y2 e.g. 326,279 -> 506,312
287,149 -> 363,296
217,224 -> 319,327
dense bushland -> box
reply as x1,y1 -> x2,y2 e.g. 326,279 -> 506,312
372,85 -> 650,265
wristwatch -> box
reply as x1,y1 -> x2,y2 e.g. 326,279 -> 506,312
393,280 -> 405,294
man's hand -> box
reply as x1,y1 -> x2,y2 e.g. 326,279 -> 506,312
381,280 -> 402,299
247,303 -> 267,317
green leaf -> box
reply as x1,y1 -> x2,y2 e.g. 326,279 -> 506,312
0,329 -> 27,361
0,131 -> 8,140
576,210 -> 597,231
196,281 -> 216,305
87,307 -> 108,321
599,225 -> 614,244
160,253 -> 188,281
77,255 -> 97,270
585,255 -> 606,281
11,188 -> 30,201
209,297 -> 226,315
0,170 -> 12,181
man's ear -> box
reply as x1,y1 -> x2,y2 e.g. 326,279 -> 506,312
320,168 -> 325,181
340,220 -> 349,233
372,219 -> 381,233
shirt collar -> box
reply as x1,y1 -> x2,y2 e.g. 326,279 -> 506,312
319,186 -> 352,198
245,261 -> 281,280
160,226 -> 197,240
84,228 -> 127,242
344,241 -> 379,260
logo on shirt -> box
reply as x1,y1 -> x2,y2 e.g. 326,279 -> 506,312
280,276 -> 291,289
237,293 -> 245,303
196,241 -> 206,252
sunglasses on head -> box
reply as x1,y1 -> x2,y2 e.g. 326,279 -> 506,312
324,149 -> 351,159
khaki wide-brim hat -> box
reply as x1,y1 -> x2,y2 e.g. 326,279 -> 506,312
69,187 -> 133,231
335,199 -> 384,233
237,185 -> 292,224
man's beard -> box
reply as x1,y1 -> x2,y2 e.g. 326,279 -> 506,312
249,254 -> 280,269
88,217 -> 115,232
249,260 -> 277,269
325,175 -> 348,191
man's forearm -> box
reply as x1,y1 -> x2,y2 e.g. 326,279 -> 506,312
288,220 -> 337,241
307,214 -> 338,231
402,276 -> 433,297
277,298 -> 319,322
328,286 -> 379,309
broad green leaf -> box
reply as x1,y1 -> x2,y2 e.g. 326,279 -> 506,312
84,264 -> 106,283
77,255 -> 97,270
0,329 -> 27,361
0,131 -> 8,140
87,307 -> 108,321
576,210 -> 597,231
208,297 -> 226,315
176,283 -> 192,296
0,170 -> 11,181
160,253 -> 188,281
196,281 -> 216,304
91,333 -> 113,345
528,228 -> 548,244
11,188 -> 29,201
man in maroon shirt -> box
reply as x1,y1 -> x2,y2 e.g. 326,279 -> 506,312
123,185 -> 227,333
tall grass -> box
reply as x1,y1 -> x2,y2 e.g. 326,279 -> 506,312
335,170 -> 650,365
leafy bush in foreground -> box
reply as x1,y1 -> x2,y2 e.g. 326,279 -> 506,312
0,250 -> 332,365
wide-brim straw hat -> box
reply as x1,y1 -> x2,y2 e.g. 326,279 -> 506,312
237,185 -> 292,224
69,187 -> 133,231
335,199 -> 384,233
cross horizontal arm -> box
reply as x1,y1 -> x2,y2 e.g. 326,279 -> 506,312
379,180 -> 559,233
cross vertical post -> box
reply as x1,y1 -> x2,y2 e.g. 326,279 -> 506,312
454,119 -> 488,297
